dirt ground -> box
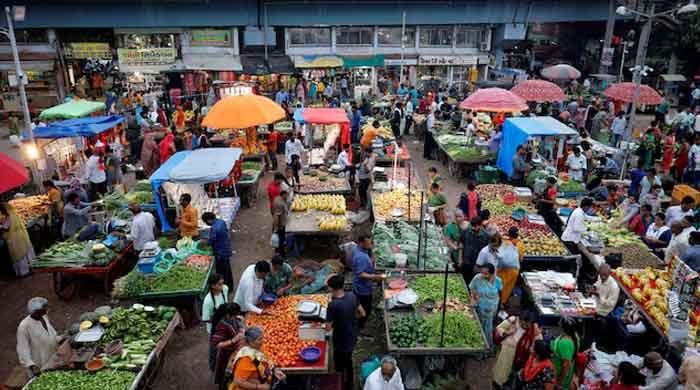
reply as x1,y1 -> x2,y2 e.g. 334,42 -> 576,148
0,136 -> 494,389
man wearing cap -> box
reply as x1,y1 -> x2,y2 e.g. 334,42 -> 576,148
639,351 -> 677,390
17,297 -> 61,377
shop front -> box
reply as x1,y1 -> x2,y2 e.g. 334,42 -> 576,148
116,31 -> 180,99
0,48 -> 58,113
341,55 -> 383,99
417,54 -> 489,94
379,56 -> 418,92
62,42 -> 114,98
292,55 -> 344,81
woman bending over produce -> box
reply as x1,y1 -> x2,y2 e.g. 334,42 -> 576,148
229,327 -> 287,390
1,202 -> 35,276
210,303 -> 245,390
469,263 -> 502,347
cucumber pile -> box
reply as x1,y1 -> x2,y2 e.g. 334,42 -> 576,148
389,314 -> 427,348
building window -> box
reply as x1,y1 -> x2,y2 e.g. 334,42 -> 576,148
419,26 -> 453,47
288,28 -> 331,46
377,27 -> 416,47
116,33 -> 175,49
455,26 -> 485,48
0,29 -> 48,44
336,27 -> 373,45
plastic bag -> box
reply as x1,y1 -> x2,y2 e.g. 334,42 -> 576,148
270,233 -> 279,248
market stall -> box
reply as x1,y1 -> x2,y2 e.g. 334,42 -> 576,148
521,270 -> 596,321
287,194 -> 350,236
301,108 -> 351,163
149,148 -> 242,233
371,189 -> 424,224
496,116 -> 579,179
372,166 -> 422,192
245,294 -> 330,374
433,133 -> 495,178
297,171 -> 352,196
236,161 -> 264,208
373,221 -> 450,270
382,272 -> 489,355
22,303 -> 181,390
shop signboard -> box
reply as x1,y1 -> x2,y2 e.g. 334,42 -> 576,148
418,55 -> 479,66
118,47 -> 177,66
600,47 -> 614,67
64,43 -> 112,60
191,29 -> 231,46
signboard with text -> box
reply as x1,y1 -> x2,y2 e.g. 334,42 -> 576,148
64,43 -> 112,60
117,47 -> 176,66
418,55 -> 479,66
191,29 -> 231,46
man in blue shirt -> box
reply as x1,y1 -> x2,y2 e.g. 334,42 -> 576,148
275,88 -> 288,105
350,105 -> 363,144
203,212 -> 233,289
351,235 -> 385,329
682,232 -> 700,272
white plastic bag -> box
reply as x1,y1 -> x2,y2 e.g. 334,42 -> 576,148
270,233 -> 280,248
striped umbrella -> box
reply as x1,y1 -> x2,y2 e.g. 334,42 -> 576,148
511,80 -> 566,102
603,82 -> 663,105
459,88 -> 528,113
541,64 -> 581,80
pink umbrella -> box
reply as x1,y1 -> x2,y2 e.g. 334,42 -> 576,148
511,80 -> 566,102
459,88 -> 528,113
541,64 -> 581,80
0,152 -> 29,194
603,82 -> 663,105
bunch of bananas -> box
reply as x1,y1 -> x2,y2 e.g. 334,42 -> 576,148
291,194 -> 346,214
318,216 -> 347,231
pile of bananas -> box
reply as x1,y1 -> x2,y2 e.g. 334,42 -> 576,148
318,216 -> 348,231
291,194 -> 346,215
374,190 -> 422,221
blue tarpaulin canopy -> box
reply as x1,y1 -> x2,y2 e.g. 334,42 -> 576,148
33,115 -> 126,139
497,116 -> 578,177
149,148 -> 242,232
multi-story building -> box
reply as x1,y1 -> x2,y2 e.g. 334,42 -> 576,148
1,0 -> 611,109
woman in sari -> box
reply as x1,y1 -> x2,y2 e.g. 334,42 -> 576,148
660,128 -> 675,175
159,129 -> 176,164
229,327 -> 286,390
140,132 -> 160,176
492,311 -> 541,388
498,228 -> 522,305
469,263 -> 502,347
210,303 -> 245,390
516,340 -> 555,390
550,317 -> 580,390
0,203 -> 35,277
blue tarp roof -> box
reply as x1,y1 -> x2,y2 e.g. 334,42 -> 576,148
33,115 -> 126,139
497,116 -> 578,177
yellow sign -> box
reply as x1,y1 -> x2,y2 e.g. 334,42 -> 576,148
294,56 -> 343,68
65,43 -> 112,60
117,47 -> 176,66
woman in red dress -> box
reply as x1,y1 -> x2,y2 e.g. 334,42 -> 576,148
660,128 -> 675,175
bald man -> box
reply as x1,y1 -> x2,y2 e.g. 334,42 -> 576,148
640,351 -> 677,390
591,264 -> 620,316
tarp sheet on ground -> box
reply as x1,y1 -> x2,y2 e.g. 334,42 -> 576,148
33,115 -> 125,139
149,148 -> 242,232
39,100 -> 106,120
497,116 -> 578,177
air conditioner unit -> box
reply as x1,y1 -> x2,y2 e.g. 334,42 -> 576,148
480,42 -> 489,51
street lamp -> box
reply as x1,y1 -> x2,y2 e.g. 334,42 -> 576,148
0,6 -> 37,161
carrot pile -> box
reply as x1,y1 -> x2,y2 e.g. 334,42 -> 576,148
183,254 -> 211,271
246,294 -> 329,366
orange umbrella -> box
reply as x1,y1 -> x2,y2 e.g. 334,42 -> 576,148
202,94 -> 285,129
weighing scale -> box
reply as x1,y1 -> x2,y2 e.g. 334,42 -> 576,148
297,300 -> 327,322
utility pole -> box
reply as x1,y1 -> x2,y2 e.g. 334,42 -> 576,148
4,6 -> 33,144
400,11 -> 406,84
625,2 -> 654,140
599,0 -> 617,74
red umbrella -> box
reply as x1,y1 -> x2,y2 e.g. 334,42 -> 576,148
541,64 -> 581,80
603,82 -> 663,105
0,152 -> 29,194
511,80 -> 566,102
459,88 -> 528,113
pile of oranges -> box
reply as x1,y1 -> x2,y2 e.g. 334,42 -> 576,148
246,294 -> 329,367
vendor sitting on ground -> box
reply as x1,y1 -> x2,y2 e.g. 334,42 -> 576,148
17,297 -> 61,378
643,212 -> 672,258
264,255 -> 293,296
588,264 -> 620,317
324,146 -> 337,167
639,352 -> 678,389
289,259 -> 344,295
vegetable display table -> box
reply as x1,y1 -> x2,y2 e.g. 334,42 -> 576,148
286,210 -> 350,236
382,271 -> 489,356
33,242 -> 135,300
434,139 -> 495,178
297,175 -> 351,196
236,169 -> 262,208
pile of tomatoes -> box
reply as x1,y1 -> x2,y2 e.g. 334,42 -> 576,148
246,294 -> 329,367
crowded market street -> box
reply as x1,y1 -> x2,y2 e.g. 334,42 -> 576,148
2,1 -> 700,390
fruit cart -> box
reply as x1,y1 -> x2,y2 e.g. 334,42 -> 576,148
21,307 -> 183,390
33,242 -> 136,301
382,271 -> 489,356
435,138 -> 495,178
297,174 -> 352,196
245,294 -> 330,375
610,268 -> 671,340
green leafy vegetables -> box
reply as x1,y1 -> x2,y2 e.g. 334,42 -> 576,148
26,370 -> 136,390
421,312 -> 485,348
389,314 -> 426,347
113,264 -> 207,298
101,306 -> 175,344
410,275 -> 469,305
373,222 -> 449,270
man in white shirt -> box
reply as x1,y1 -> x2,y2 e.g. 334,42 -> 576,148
363,355 -> 404,390
689,136 -> 700,186
562,197 -> 593,244
337,144 -> 350,170
285,133 -> 305,165
464,118 -> 476,141
566,147 -> 587,182
639,352 -> 678,390
127,202 -> 155,252
233,261 -> 271,314
590,264 -> 620,316
610,111 -> 626,147
666,196 -> 695,226
665,220 -> 695,262
84,149 -> 107,200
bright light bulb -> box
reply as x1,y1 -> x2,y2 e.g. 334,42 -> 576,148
24,143 -> 39,160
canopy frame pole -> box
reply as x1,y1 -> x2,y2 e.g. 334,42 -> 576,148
439,261 -> 449,347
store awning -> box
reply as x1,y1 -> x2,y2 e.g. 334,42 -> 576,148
241,55 -> 269,75
34,115 -> 126,139
180,54 -> 242,71
660,74 -> 686,82
0,60 -> 54,72
293,55 -> 343,68
267,55 -> 295,74
39,100 -> 106,121
342,55 -> 384,68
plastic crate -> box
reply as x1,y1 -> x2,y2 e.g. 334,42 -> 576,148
137,257 -> 159,274
475,166 -> 500,184
672,185 -> 700,205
